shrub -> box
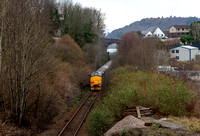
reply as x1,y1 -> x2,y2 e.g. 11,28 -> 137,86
87,109 -> 114,136
110,67 -> 194,116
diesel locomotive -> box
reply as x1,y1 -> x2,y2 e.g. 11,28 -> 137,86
90,61 -> 112,91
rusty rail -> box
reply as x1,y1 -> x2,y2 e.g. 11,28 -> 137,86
58,91 -> 99,136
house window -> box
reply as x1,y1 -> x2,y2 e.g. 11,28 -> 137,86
182,28 -> 184,31
177,28 -> 180,31
176,56 -> 179,60
176,50 -> 179,53
172,50 -> 175,53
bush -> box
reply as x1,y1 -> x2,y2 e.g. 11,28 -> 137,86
87,109 -> 114,136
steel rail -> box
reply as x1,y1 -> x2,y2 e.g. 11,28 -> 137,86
73,92 -> 99,136
58,91 -> 92,136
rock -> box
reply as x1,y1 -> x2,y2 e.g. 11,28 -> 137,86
104,115 -> 146,136
141,117 -> 187,130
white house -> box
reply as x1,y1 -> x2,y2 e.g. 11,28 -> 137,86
142,27 -> 166,38
153,27 -> 165,38
145,31 -> 153,37
170,46 -> 199,61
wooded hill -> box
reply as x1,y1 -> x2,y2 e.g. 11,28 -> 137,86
106,17 -> 200,39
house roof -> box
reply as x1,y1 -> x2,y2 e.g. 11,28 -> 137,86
171,45 -> 198,50
181,46 -> 197,49
163,31 -> 169,35
141,27 -> 160,35
170,25 -> 190,29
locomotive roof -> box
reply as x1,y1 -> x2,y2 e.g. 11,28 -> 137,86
91,71 -> 102,77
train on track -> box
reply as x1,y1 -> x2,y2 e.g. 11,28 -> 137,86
90,61 -> 112,91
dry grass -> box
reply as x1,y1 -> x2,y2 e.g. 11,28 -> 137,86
168,116 -> 200,132
193,64 -> 200,70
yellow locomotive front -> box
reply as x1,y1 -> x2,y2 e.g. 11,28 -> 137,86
90,71 -> 102,91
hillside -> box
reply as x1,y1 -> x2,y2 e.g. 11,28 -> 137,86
106,17 -> 200,39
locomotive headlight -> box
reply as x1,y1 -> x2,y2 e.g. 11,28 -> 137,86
99,81 -> 101,83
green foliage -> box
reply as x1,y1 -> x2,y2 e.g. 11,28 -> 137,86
47,0 -> 105,48
75,98 -> 81,103
83,21 -> 96,44
54,8 -> 61,29
87,109 -> 114,136
136,30 -> 142,36
165,131 -> 174,136
151,124 -> 160,130
154,80 -> 192,115
59,1 -> 105,49
180,35 -> 194,44
64,24 -> 69,34
120,128 -> 127,136
112,67 -> 193,116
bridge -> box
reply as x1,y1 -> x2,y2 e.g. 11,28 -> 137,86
103,38 -> 121,47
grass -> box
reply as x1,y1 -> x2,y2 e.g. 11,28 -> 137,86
168,116 -> 200,132
151,124 -> 160,130
87,66 -> 195,136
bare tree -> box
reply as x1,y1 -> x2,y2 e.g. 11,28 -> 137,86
60,1 -> 105,48
0,0 -> 9,73
1,0 -> 52,125
190,22 -> 200,43
117,32 -> 158,70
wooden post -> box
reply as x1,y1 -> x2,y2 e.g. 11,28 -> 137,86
136,106 -> 141,119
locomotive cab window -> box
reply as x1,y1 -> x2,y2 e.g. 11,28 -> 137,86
91,73 -> 102,77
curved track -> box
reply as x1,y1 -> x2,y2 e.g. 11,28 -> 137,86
58,91 -> 99,136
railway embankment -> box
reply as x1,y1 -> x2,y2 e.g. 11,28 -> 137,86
86,66 -> 200,136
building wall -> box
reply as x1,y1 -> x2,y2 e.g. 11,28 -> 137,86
170,47 -> 199,61
191,49 -> 199,60
169,26 -> 190,38
153,28 -> 165,38
177,28 -> 189,33
145,31 -> 152,37
169,26 -> 177,33
169,26 -> 190,33
172,47 -> 189,61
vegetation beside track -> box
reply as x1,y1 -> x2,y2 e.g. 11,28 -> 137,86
87,66 -> 197,136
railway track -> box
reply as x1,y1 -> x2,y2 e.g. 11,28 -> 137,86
58,91 -> 99,136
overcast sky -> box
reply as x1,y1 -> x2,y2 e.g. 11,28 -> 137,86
65,0 -> 200,32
